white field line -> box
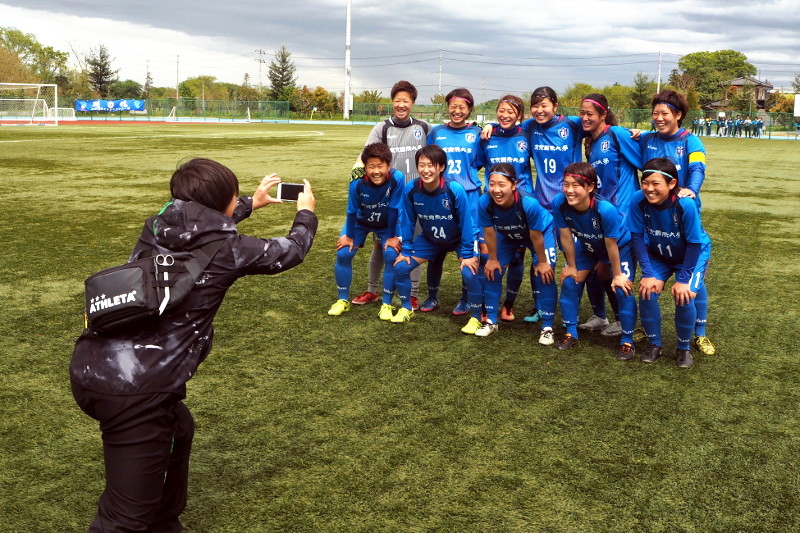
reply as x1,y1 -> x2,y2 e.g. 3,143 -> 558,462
0,130 -> 325,143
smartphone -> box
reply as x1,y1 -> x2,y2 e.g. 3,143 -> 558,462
276,182 -> 304,202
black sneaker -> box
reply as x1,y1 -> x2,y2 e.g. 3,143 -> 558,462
640,344 -> 663,363
616,342 -> 635,361
676,348 -> 694,368
556,334 -> 578,350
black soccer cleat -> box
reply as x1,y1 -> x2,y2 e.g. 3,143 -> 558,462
556,334 -> 578,351
676,348 -> 694,369
640,344 -> 663,363
616,342 -> 636,361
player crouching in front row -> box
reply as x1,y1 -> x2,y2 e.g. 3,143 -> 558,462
392,144 -> 484,332
553,162 -> 638,359
328,142 -> 404,320
629,157 -> 714,368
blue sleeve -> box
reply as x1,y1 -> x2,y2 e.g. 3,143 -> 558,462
676,243 -> 701,283
451,183 -> 475,259
400,182 -> 415,254
631,232 -> 653,278
522,196 -> 548,233
678,197 -> 704,244
519,118 -> 535,133
614,126 -> 643,169
426,125 -> 438,145
344,180 -> 360,238
477,193 -> 493,228
686,135 -> 706,194
598,200 -> 624,241
551,194 -> 569,229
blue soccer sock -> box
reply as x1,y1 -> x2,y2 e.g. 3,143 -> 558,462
394,258 -> 420,310
560,277 -> 585,338
675,298 -> 697,350
615,287 -> 637,345
693,284 -> 709,337
462,262 -> 484,320
586,272 -> 607,319
334,246 -> 358,300
481,256 -> 503,324
504,250 -> 524,304
533,274 -> 557,329
426,256 -> 444,300
638,293 -> 663,347
381,246 -> 399,305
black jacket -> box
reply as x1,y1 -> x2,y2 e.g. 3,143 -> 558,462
70,197 -> 317,397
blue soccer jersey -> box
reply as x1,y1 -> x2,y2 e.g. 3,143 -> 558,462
628,190 -> 711,283
640,128 -> 707,196
481,125 -> 533,193
428,124 -> 485,193
521,115 -> 584,211
343,168 -> 404,238
588,125 -> 642,223
401,177 -> 476,259
477,192 -> 554,248
551,193 -> 630,260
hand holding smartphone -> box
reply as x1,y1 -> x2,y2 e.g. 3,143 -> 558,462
276,182 -> 305,202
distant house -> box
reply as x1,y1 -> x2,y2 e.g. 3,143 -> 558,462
708,76 -> 774,111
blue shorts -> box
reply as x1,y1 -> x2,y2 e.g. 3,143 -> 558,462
650,242 -> 711,292
410,233 -> 472,261
349,225 -> 390,248
575,242 -> 636,281
497,230 -> 558,268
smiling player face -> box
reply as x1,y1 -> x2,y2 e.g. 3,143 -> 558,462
580,101 -> 606,137
364,157 -> 389,186
496,101 -> 521,130
530,98 -> 557,124
651,104 -> 681,135
447,98 -> 471,128
562,174 -> 594,211
417,155 -> 445,190
488,174 -> 516,207
641,173 -> 676,205
392,91 -> 414,121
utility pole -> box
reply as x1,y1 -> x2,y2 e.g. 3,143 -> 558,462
255,48 -> 267,95
176,55 -> 180,103
343,0 -> 352,120
657,51 -> 662,93
438,49 -> 443,96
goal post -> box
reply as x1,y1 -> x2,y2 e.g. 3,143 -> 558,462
0,83 -> 59,125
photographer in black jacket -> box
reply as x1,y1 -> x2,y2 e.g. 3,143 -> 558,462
70,158 -> 317,532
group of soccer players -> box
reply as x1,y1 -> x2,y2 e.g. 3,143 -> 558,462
328,80 -> 716,368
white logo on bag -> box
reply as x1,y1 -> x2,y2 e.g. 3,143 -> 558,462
89,291 -> 137,314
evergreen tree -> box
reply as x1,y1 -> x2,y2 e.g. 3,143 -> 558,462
87,45 -> 118,98
268,46 -> 297,101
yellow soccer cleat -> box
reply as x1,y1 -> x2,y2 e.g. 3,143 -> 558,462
391,307 -> 415,323
694,335 -> 716,355
460,317 -> 482,335
378,303 -> 395,321
327,299 -> 351,316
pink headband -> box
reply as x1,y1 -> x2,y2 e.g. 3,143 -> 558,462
583,98 -> 607,112
449,96 -> 473,106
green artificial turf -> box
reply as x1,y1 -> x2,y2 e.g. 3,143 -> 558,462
1,124 -> 798,532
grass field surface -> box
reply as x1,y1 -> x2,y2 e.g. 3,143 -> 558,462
1,123 -> 799,532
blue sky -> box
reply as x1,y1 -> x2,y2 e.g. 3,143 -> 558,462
3,0 -> 799,102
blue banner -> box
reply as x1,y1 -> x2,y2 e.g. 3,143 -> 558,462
75,99 -> 146,112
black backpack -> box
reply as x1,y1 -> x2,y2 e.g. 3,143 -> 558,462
83,239 -> 225,334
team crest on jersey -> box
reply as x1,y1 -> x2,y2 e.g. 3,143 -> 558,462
673,212 -> 680,226
559,127 -> 568,139
413,129 -> 423,140
676,146 -> 684,157
601,140 -> 610,152
442,197 -> 451,211
517,140 -> 528,151
466,133 -> 476,143
592,217 -> 600,229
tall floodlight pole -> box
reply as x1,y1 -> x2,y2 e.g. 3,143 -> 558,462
176,55 -> 180,104
255,48 -> 267,94
438,49 -> 443,95
344,0 -> 352,120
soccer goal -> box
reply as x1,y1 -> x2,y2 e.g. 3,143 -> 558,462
46,107 -> 77,121
0,83 -> 59,125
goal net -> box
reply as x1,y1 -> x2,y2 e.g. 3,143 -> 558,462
0,83 -> 59,125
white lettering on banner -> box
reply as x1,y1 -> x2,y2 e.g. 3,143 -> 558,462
89,291 -> 138,314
